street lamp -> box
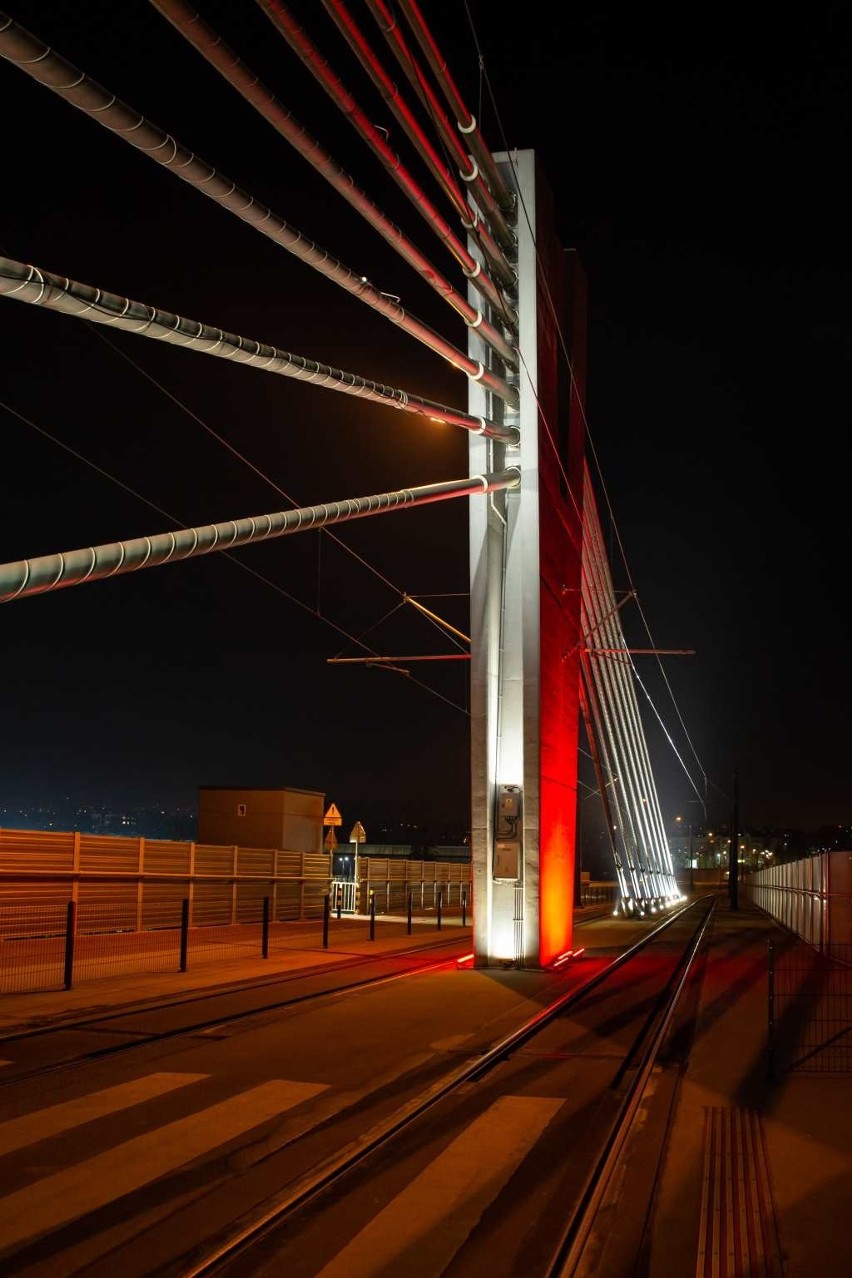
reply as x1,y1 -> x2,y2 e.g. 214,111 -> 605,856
578,775 -> 619,902
674,816 -> 695,892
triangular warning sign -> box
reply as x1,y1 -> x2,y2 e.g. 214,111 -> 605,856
324,828 -> 338,850
324,802 -> 342,827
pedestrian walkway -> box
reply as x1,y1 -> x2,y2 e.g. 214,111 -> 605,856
0,913 -> 466,1035
0,906 -> 605,1037
3,899 -> 847,1276
610,901 -> 852,1278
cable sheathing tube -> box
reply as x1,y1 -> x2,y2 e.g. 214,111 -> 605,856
0,12 -> 518,409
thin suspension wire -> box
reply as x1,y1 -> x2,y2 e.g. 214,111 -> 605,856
0,399 -> 383,660
397,0 -> 514,211
0,256 -> 515,442
0,469 -> 521,602
253,0 -> 515,329
464,7 -> 709,803
91,325 -> 402,597
94,324 -> 476,671
323,0 -> 515,283
0,12 -> 517,408
0,394 -> 469,717
149,0 -> 517,371
362,0 -> 516,255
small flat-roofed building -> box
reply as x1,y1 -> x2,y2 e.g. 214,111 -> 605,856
197,786 -> 325,854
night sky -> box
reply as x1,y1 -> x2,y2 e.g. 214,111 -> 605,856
1,0 -> 849,838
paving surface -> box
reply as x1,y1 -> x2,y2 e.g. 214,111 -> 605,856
610,902 -> 852,1278
1,900 -> 849,1276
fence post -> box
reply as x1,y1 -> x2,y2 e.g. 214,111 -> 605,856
262,896 -> 270,959
323,893 -> 330,949
767,938 -> 777,1081
63,900 -> 76,991
437,890 -> 443,931
369,891 -> 376,941
336,883 -> 342,919
179,898 -> 190,973
407,888 -> 412,935
461,889 -> 467,928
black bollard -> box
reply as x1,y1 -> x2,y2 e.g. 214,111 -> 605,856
322,893 -> 330,949
461,889 -> 467,928
262,896 -> 270,958
179,897 -> 190,972
336,884 -> 342,920
437,890 -> 442,931
63,900 -> 76,991
369,890 -> 376,940
407,888 -> 412,935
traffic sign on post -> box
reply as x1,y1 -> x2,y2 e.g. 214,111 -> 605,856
324,828 -> 338,851
324,803 -> 342,827
349,821 -> 366,844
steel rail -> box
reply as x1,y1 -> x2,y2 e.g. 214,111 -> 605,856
0,911 -> 607,1050
547,898 -> 717,1276
177,900 -> 705,1277
0,933 -> 470,1082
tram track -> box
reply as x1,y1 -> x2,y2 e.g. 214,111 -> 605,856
0,913 -> 612,1087
0,933 -> 471,1086
165,898 -> 715,1278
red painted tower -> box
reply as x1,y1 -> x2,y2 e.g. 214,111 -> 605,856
469,152 -> 586,967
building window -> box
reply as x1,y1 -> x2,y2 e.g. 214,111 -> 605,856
237,803 -> 247,817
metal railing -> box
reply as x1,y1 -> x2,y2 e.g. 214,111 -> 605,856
769,938 -> 852,1074
0,827 -> 474,992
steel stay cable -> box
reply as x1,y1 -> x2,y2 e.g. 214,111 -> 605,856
0,11 -> 518,408
149,0 -> 518,370
547,899 -> 718,1278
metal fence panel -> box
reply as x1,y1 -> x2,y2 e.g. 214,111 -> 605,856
771,939 -> 852,1073
0,903 -> 67,992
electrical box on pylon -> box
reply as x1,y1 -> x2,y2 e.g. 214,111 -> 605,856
493,784 -> 522,880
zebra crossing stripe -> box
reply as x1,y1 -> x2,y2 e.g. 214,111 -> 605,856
0,1078 -> 326,1249
314,1094 -> 564,1278
0,1071 -> 208,1157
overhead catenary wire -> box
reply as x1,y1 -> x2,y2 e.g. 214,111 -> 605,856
0,469 -> 521,604
149,0 -> 517,371
253,0 -> 516,330
0,395 -> 470,717
320,0 -> 516,288
462,3 -> 709,809
0,11 -> 518,410
0,257 -> 518,443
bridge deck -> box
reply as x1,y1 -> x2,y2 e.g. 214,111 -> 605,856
0,901 -> 847,1275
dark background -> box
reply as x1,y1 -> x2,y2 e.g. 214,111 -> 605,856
1,0 -> 849,842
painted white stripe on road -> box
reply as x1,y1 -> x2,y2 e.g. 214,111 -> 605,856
315,1094 -> 564,1277
0,1078 -> 326,1249
0,1071 -> 208,1157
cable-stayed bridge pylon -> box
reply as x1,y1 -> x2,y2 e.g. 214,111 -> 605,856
0,2 -> 681,971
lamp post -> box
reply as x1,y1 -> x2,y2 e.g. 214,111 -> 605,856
675,814 -> 694,892
579,774 -> 620,901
